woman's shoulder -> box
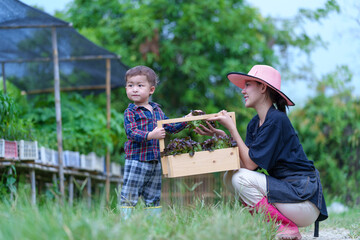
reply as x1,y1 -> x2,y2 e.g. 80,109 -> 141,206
266,107 -> 291,126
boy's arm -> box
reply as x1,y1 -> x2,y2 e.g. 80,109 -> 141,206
163,111 -> 194,134
124,110 -> 150,142
157,109 -> 196,134
164,122 -> 187,134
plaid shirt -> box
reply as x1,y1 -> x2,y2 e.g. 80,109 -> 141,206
124,102 -> 186,162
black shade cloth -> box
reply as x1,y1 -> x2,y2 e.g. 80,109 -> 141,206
0,0 -> 128,93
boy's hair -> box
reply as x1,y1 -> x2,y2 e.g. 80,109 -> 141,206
125,65 -> 159,86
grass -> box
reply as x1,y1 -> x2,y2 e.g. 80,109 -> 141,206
0,189 -> 359,240
0,190 -> 276,240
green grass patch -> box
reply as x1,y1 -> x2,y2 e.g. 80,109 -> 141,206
1,189 -> 359,240
0,192 -> 277,240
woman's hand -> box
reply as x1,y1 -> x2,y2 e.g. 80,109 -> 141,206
194,121 -> 226,137
207,110 -> 236,132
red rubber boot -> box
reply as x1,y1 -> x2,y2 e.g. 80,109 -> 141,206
255,197 -> 302,240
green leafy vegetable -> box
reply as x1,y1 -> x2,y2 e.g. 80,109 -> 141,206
186,110 -> 218,132
201,135 -> 237,152
162,135 -> 236,157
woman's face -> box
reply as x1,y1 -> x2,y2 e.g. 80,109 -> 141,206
241,80 -> 263,108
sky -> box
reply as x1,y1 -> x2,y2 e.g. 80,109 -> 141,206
22,0 -> 360,107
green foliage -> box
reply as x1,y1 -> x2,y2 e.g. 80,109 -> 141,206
62,0 -> 337,126
298,0 -> 340,21
0,166 -> 17,197
24,93 -> 126,163
185,110 -> 219,131
290,66 -> 360,205
0,91 -> 33,140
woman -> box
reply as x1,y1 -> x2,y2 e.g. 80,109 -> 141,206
194,65 -> 327,240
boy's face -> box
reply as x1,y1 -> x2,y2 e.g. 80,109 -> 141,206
125,75 -> 155,106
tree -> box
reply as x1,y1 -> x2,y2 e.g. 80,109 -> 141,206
290,66 -> 360,204
62,0 -> 339,133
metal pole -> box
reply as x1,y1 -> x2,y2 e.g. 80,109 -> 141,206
1,63 -> 6,94
8,167 -> 13,200
105,59 -> 111,203
51,27 -> 65,203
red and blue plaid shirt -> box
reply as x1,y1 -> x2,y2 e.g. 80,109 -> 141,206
124,102 -> 187,162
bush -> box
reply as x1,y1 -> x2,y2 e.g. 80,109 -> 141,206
0,91 -> 33,140
24,93 -> 127,164
290,66 -> 360,205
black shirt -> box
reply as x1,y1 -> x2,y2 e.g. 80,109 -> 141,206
245,106 -> 328,221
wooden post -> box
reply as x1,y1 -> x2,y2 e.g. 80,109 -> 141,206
30,169 -> 36,205
1,63 -> 6,94
8,167 -> 13,201
69,175 -> 74,206
87,176 -> 92,208
51,27 -> 65,202
105,58 -> 111,203
117,180 -> 122,206
52,173 -> 58,188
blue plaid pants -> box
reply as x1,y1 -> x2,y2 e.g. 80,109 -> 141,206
120,159 -> 162,207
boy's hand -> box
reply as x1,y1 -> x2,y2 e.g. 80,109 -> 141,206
148,127 -> 166,140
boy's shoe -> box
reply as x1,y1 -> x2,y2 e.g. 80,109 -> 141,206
119,206 -> 134,220
144,206 -> 162,217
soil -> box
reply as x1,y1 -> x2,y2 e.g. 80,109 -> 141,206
300,228 -> 357,240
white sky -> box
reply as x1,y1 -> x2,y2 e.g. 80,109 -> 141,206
22,0 -> 360,106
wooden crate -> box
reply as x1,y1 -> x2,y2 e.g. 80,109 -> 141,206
157,112 -> 240,178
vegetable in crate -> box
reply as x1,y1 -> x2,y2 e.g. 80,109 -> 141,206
201,135 -> 237,151
161,137 -> 201,157
186,110 -> 218,131
162,135 -> 237,157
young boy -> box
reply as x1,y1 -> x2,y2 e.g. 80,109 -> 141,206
119,65 -> 187,218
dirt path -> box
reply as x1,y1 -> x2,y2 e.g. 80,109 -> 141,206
300,228 -> 356,240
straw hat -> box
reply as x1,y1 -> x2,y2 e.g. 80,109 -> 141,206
227,65 -> 295,106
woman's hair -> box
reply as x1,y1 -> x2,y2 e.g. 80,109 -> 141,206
267,87 -> 288,113
125,65 -> 159,86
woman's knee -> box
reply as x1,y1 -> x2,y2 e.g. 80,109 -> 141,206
232,168 -> 254,187
232,169 -> 267,194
